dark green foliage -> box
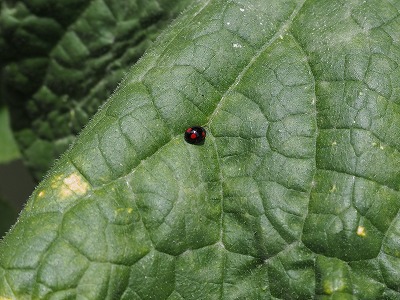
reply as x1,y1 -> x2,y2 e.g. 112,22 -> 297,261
0,0 -> 194,181
1,0 -> 400,298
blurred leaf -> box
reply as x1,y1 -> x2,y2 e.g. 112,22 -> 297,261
0,0 -> 194,181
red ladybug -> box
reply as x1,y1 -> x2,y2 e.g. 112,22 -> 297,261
184,126 -> 206,145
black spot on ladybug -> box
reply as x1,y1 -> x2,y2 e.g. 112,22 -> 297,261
184,126 -> 206,145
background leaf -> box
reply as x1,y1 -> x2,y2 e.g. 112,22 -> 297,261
0,0 -> 194,181
1,0 -> 400,299
0,104 -> 21,238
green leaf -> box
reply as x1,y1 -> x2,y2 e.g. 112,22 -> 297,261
0,0 -> 194,181
0,106 -> 20,164
1,0 -> 400,298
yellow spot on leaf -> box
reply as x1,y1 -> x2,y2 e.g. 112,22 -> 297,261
323,282 -> 333,294
38,190 -> 45,198
323,278 -> 346,294
373,142 -> 385,150
329,184 -> 337,193
115,207 -> 134,216
357,226 -> 366,237
332,141 -> 337,146
0,297 -> 13,300
58,173 -> 90,199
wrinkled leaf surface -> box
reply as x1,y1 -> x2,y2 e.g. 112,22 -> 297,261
1,0 -> 400,299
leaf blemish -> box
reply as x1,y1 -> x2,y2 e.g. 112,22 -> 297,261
58,173 -> 90,198
356,226 -> 366,237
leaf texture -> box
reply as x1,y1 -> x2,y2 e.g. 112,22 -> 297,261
1,0 -> 400,298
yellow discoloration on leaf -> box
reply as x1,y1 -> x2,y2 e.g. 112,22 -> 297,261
37,190 -> 45,198
356,226 -> 366,237
323,282 -> 333,294
53,173 -> 90,199
115,207 -> 134,215
323,279 -> 345,295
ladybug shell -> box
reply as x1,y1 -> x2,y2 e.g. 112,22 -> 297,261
184,126 -> 206,145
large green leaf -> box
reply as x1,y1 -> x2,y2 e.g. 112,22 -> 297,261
1,0 -> 400,298
0,0 -> 193,181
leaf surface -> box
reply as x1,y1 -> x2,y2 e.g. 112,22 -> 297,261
1,0 -> 400,299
